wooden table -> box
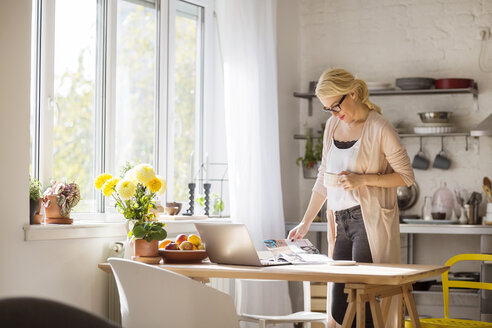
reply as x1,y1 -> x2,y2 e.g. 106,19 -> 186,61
99,261 -> 448,328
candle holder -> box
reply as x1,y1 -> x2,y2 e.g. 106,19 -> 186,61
183,183 -> 196,216
204,183 -> 211,216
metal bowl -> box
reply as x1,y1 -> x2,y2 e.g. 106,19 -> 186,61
418,111 -> 452,124
397,183 -> 419,210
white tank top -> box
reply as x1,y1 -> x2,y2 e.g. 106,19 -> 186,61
324,138 -> 361,211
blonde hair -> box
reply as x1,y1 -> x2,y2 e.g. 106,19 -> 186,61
315,68 -> 382,114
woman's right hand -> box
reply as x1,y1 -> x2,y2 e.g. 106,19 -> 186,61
287,221 -> 310,241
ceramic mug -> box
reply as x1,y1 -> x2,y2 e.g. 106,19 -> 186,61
324,172 -> 340,187
412,151 -> 429,170
433,151 -> 451,170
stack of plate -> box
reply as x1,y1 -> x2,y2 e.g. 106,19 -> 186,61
413,123 -> 456,134
366,82 -> 393,91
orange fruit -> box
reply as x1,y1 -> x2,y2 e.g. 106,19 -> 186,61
159,239 -> 172,249
188,234 -> 202,246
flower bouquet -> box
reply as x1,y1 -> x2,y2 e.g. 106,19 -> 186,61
95,164 -> 167,258
43,180 -> 81,223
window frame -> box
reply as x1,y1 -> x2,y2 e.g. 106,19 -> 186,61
31,0 -> 215,221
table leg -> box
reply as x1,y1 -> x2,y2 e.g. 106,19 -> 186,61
342,289 -> 356,328
402,284 -> 421,328
380,296 -> 391,327
356,291 -> 366,328
368,294 -> 385,328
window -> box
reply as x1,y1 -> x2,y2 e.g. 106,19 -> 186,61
31,0 -> 217,220
171,1 -> 203,202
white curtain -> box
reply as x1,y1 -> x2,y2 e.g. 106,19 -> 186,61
215,0 -> 293,324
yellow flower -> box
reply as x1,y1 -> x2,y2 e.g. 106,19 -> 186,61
94,173 -> 112,190
102,178 -> 119,197
134,163 -> 156,185
116,179 -> 137,200
147,177 -> 162,193
157,175 -> 167,194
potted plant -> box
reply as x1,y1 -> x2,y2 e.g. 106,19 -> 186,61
296,125 -> 323,179
95,163 -> 167,258
196,193 -> 225,217
29,177 -> 43,224
43,180 -> 81,224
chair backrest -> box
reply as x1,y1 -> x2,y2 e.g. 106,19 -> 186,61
108,258 -> 239,328
442,253 -> 492,318
0,297 -> 120,328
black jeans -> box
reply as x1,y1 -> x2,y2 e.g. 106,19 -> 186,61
331,205 -> 374,328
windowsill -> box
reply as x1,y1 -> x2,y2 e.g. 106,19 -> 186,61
23,212 -> 127,241
23,213 -> 232,241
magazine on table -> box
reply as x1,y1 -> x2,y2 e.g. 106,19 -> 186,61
263,239 -> 332,264
263,239 -> 356,265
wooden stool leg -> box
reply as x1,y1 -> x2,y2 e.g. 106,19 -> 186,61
342,289 -> 356,328
356,291 -> 365,328
368,294 -> 385,328
380,297 -> 391,327
401,284 -> 420,328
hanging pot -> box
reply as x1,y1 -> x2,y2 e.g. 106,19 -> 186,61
302,161 -> 320,179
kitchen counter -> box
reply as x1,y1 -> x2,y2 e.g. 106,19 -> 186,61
285,222 -> 492,235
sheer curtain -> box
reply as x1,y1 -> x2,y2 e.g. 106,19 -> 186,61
215,0 -> 293,323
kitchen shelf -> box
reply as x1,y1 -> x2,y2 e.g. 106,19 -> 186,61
294,134 -> 322,140
293,87 -> 478,98
293,86 -> 479,116
295,132 -> 472,139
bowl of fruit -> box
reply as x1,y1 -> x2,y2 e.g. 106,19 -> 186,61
158,233 -> 207,263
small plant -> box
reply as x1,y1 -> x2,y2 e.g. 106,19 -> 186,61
43,180 -> 81,216
296,125 -> 322,168
196,193 -> 224,215
131,221 -> 167,242
30,177 -> 42,201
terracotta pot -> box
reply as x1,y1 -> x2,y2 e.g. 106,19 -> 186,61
134,239 -> 159,257
33,214 -> 43,224
44,195 -> 70,219
29,198 -> 42,224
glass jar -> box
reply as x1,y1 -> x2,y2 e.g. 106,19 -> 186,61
422,196 -> 432,221
431,182 -> 455,220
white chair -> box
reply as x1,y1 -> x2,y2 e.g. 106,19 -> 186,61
108,258 -> 240,328
236,280 -> 328,328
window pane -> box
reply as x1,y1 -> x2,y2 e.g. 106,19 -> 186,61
113,0 -> 156,172
173,1 -> 203,202
53,0 -> 97,212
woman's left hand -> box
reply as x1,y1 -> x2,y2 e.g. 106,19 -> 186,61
338,171 -> 365,190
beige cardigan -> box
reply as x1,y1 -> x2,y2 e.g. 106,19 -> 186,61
313,110 -> 415,264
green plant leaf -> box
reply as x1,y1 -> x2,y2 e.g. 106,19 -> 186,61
132,225 -> 146,239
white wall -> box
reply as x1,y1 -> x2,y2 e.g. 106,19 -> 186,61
0,0 -> 123,319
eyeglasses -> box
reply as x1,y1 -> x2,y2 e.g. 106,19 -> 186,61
322,94 -> 346,113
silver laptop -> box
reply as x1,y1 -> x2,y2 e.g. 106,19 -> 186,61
194,222 -> 290,267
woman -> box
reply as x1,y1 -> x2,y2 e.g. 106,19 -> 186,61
288,68 -> 414,327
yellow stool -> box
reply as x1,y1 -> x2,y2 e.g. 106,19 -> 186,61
405,254 -> 492,328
